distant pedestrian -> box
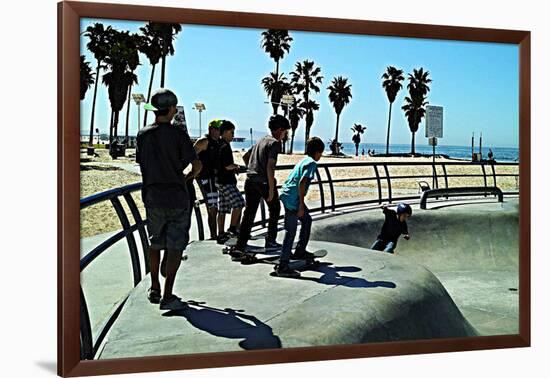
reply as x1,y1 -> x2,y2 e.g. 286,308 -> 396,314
362,148 -> 365,156
488,148 -> 494,161
137,88 -> 202,311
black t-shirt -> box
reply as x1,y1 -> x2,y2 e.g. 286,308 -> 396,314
378,208 -> 408,243
198,135 -> 220,180
217,140 -> 237,185
246,135 -> 281,183
136,122 -> 197,208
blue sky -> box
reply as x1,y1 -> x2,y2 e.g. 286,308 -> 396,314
80,18 -> 519,148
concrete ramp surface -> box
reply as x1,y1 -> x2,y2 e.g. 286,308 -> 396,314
310,200 -> 519,336
94,200 -> 518,359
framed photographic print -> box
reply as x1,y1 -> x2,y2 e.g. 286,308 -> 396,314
59,1 -> 530,376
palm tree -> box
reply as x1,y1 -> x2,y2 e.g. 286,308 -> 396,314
407,67 -> 432,101
288,98 -> 305,154
402,68 -> 432,155
122,33 -> 141,145
261,29 -> 293,77
261,72 -> 291,114
327,76 -> 353,155
291,60 -> 323,152
102,30 -> 138,158
84,23 -> 112,152
157,23 -> 182,87
139,22 -> 164,127
351,123 -> 366,156
80,55 -> 95,100
381,66 -> 404,155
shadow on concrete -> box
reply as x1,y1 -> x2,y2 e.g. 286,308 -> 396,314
298,264 -> 397,289
162,301 -> 281,350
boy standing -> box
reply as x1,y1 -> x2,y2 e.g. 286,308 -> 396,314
137,88 -> 202,310
232,115 -> 290,259
371,203 -> 412,253
277,137 -> 325,277
216,120 -> 245,244
193,120 -> 222,239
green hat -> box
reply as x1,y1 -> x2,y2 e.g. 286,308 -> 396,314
208,119 -> 223,129
143,88 -> 178,111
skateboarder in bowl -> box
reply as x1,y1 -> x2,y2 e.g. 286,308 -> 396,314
276,137 -> 325,277
371,203 -> 412,254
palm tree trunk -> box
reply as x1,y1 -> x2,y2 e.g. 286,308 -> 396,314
290,129 -> 295,154
114,111 -> 120,139
334,113 -> 341,154
276,59 -> 279,78
355,143 -> 359,157
87,62 -> 101,148
124,83 -> 132,145
411,131 -> 416,155
161,42 -> 167,88
108,110 -> 114,146
143,64 -> 156,127
385,102 -> 393,155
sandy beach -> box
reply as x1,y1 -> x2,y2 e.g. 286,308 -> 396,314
80,148 -> 519,238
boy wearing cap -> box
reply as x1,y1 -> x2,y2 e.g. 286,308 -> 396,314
216,120 -> 245,243
232,115 -> 290,259
137,88 -> 202,311
193,120 -> 222,239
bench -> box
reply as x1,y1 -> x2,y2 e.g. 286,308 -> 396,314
420,186 -> 504,209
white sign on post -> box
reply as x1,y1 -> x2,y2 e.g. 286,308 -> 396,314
425,105 -> 443,138
281,94 -> 295,105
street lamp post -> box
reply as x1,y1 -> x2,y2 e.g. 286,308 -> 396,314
132,93 -> 146,136
193,102 -> 206,138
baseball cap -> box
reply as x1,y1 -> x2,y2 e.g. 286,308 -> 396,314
144,88 -> 178,111
208,119 -> 223,129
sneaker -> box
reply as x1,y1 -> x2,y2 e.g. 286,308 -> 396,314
217,232 -> 231,245
229,248 -> 246,261
265,240 -> 282,250
160,294 -> 188,311
147,288 -> 161,304
274,264 -> 300,278
291,250 -> 315,260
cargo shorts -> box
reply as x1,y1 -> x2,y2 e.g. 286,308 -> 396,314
146,207 -> 191,251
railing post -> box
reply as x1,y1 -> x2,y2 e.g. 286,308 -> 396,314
111,197 -> 142,286
324,166 -> 336,211
123,193 -> 150,273
314,168 -> 326,213
80,286 -> 94,360
194,201 -> 205,241
481,163 -> 488,197
373,165 -> 383,204
383,164 -> 392,203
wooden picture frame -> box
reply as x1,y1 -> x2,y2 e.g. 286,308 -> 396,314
58,1 -> 530,376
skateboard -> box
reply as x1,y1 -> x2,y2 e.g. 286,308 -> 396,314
268,249 -> 328,272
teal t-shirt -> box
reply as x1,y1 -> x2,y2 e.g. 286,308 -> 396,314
280,156 -> 317,211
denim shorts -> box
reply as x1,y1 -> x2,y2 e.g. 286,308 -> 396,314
146,207 -> 191,251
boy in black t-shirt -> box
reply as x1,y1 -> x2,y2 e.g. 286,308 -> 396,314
371,203 -> 412,253
216,120 -> 245,244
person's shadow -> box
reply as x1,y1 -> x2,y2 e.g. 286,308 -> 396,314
295,264 -> 396,289
162,301 -> 281,350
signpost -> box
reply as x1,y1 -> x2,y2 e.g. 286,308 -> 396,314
426,106 -> 444,188
173,106 -> 188,135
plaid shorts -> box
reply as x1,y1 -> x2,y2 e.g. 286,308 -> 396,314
198,178 -> 218,208
217,184 -> 245,214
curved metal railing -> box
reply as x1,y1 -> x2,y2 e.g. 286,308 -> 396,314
79,160 -> 519,359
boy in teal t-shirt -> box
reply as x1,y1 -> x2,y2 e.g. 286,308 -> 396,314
277,137 -> 325,277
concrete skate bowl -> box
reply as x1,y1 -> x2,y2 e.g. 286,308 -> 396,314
310,200 -> 519,336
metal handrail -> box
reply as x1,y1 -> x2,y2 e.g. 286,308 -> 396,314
79,159 -> 519,359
